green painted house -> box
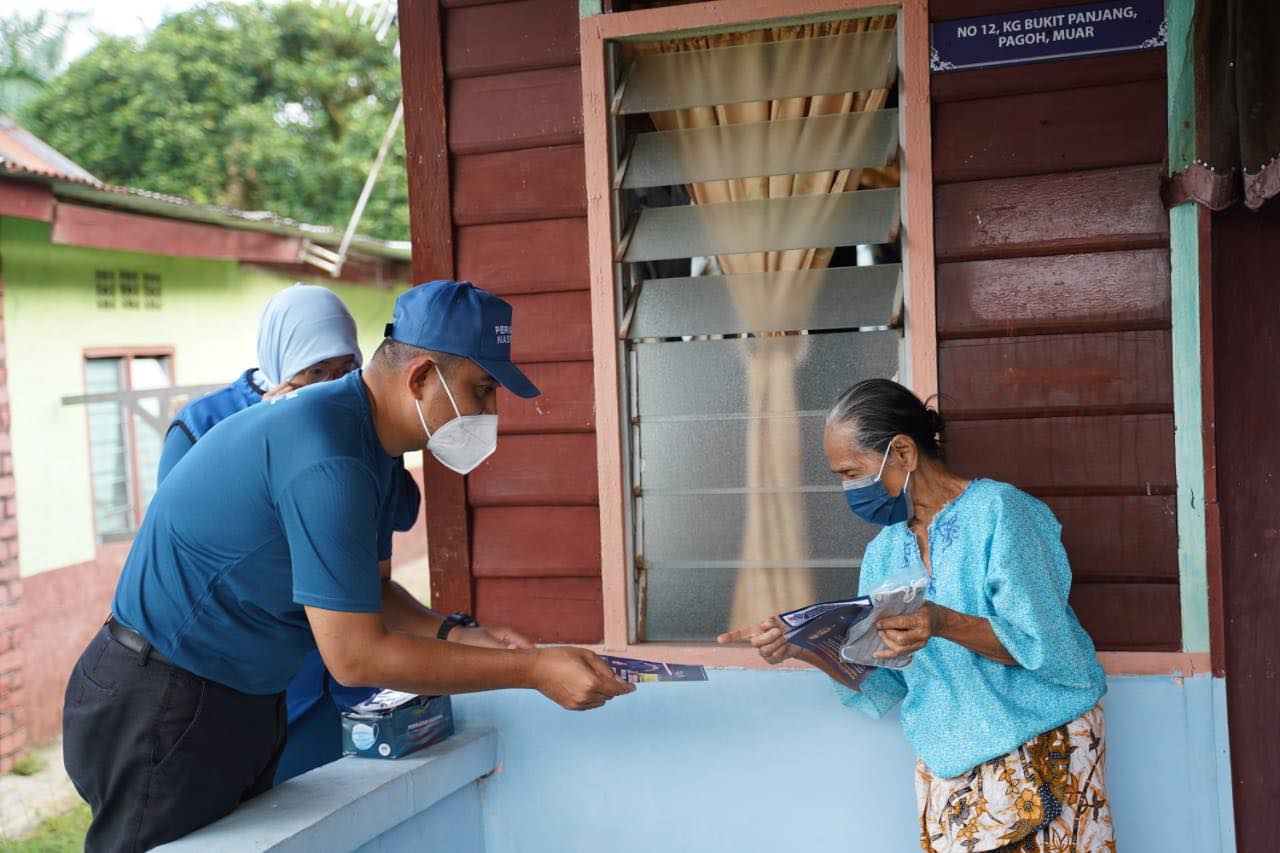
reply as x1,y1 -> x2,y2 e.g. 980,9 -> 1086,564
0,141 -> 421,761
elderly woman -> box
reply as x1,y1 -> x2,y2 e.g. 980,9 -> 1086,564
723,379 -> 1112,852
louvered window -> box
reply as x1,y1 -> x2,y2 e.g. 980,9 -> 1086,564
85,353 -> 173,541
604,13 -> 906,641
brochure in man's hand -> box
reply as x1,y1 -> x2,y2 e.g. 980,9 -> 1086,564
779,596 -> 875,691
601,655 -> 708,684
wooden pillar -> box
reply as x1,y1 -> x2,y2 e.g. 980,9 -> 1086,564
397,0 -> 473,612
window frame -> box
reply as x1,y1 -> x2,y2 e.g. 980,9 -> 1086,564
580,0 -> 938,666
82,346 -> 176,543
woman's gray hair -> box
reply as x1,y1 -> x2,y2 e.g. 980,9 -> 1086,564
826,378 -> 944,458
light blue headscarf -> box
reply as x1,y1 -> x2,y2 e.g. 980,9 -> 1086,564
256,284 -> 363,387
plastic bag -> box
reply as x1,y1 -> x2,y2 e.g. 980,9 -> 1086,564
838,565 -> 931,670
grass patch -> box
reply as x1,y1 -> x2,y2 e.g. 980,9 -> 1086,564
7,754 -> 46,778
0,802 -> 91,852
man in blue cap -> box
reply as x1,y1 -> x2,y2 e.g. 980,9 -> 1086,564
62,281 -> 635,851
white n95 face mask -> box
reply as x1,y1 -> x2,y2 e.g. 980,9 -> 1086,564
415,364 -> 498,475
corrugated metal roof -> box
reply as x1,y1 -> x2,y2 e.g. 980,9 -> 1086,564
0,117 -> 102,184
0,151 -> 411,263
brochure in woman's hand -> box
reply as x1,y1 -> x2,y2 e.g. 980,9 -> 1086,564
778,596 -> 875,690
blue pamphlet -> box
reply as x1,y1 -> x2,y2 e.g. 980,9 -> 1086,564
779,597 -> 875,690
601,655 -> 708,684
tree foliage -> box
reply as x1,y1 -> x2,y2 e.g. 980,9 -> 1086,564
21,2 -> 409,241
0,10 -> 82,115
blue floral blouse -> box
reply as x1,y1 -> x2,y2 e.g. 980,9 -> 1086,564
834,478 -> 1107,779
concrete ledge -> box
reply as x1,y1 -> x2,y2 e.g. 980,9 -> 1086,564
155,726 -> 497,852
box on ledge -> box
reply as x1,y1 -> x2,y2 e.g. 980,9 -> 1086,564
341,690 -> 454,759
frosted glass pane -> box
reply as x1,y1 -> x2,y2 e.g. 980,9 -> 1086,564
641,490 -> 876,566
634,329 -> 898,417
623,188 -> 899,262
621,109 -> 899,189
645,566 -> 861,641
639,413 -> 833,491
629,264 -> 900,338
618,29 -> 897,114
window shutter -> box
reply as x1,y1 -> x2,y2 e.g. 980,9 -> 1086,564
606,14 -> 905,640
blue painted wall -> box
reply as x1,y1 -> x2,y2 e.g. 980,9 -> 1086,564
453,670 -> 1233,853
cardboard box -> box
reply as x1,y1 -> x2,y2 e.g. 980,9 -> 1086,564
341,690 -> 454,759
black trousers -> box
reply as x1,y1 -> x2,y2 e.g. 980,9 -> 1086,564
63,626 -> 287,852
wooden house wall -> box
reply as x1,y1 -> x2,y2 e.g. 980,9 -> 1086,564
419,0 -> 1181,650
930,1 -> 1178,649
442,0 -> 603,642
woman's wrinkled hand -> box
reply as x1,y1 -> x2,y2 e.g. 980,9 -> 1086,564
875,601 -> 944,659
717,616 -> 797,665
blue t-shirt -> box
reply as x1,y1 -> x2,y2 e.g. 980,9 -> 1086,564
834,479 -> 1106,779
112,371 -> 398,695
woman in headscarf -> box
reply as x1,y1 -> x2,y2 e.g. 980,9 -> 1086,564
159,283 -> 365,479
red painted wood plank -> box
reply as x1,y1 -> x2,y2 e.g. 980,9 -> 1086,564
399,0 -> 454,281
1044,495 -> 1178,583
456,218 -> 589,295
933,79 -> 1166,184
475,577 -> 602,644
469,433 -> 598,506
444,0 -> 580,80
934,164 -> 1168,261
398,0 -> 468,612
936,249 -> 1171,338
1070,583 -> 1181,651
0,180 -> 53,221
930,50 -> 1167,103
944,414 -> 1175,495
507,291 -> 592,363
499,361 -> 594,434
452,145 -> 586,227
472,506 -> 601,577
50,203 -> 302,263
449,66 -> 583,155
939,331 -> 1173,419
1211,200 -> 1280,845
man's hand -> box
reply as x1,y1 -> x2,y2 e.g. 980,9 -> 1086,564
717,616 -> 797,665
529,647 -> 635,711
451,624 -> 535,650
874,601 -> 941,659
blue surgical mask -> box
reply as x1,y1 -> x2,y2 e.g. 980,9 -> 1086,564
842,443 -> 911,526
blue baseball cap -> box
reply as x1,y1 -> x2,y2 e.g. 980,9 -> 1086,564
384,280 -> 540,399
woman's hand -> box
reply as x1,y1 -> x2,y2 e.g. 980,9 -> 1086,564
717,616 -> 797,664
877,603 -> 1018,665
874,601 -> 943,660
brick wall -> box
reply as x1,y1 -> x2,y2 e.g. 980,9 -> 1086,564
0,271 -> 26,772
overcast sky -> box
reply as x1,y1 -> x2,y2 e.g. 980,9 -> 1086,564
2,0 -> 207,65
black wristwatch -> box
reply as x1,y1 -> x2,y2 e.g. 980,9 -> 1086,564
438,611 -> 479,640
